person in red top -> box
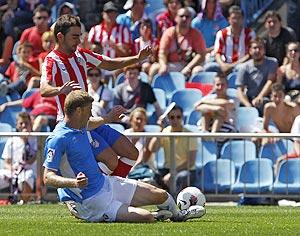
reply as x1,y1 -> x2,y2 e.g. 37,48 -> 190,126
0,89 -> 57,131
40,14 -> 152,178
156,0 -> 183,39
5,42 -> 41,95
38,31 -> 55,65
19,5 -> 50,58
149,7 -> 206,81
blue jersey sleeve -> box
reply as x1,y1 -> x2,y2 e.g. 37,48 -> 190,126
43,135 -> 66,171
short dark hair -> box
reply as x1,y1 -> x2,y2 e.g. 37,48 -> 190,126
170,105 -> 183,115
33,4 -> 51,16
271,83 -> 285,93
124,64 -> 141,73
264,10 -> 281,22
228,5 -> 244,17
54,14 -> 81,40
140,19 -> 153,31
249,37 -> 266,48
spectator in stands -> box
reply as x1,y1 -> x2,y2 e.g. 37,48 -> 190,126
263,11 -> 297,66
204,5 -> 255,74
125,107 -> 156,171
149,7 -> 206,81
0,112 -> 37,203
114,64 -> 162,120
88,1 -> 132,81
117,0 -> 148,40
87,67 -> 113,117
19,4 -> 51,58
236,38 -> 277,116
5,42 -> 41,96
195,73 -> 236,133
149,105 -> 197,194
133,19 -> 159,74
262,83 -> 300,145
192,0 -> 228,53
0,89 -> 57,131
287,0 -> 300,41
274,114 -> 300,175
277,42 -> 300,103
38,31 -> 55,65
156,0 -> 183,39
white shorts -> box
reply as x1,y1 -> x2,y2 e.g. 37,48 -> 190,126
67,175 -> 137,222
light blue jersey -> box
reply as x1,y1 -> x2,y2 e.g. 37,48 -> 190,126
43,122 -> 105,203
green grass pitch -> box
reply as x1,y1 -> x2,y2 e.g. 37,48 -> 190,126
0,204 -> 299,235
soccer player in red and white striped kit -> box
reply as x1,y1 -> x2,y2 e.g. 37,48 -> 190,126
40,14 -> 152,178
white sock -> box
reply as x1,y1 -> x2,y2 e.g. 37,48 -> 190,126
157,192 -> 178,215
98,162 -> 113,175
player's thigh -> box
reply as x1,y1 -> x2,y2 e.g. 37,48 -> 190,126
111,134 -> 138,159
115,204 -> 154,223
131,181 -> 168,207
94,125 -> 122,147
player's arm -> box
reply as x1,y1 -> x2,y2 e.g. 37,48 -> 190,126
43,168 -> 88,188
99,46 -> 151,71
237,86 -> 252,107
262,103 -> 272,131
40,80 -> 82,97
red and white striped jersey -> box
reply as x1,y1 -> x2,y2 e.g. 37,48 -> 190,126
41,47 -> 105,121
88,22 -> 132,58
214,26 -> 255,63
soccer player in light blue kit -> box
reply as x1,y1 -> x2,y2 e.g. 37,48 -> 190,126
43,90 -> 205,222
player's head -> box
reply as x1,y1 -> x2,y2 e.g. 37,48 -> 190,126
64,90 -> 94,126
129,107 -> 147,132
168,105 -> 183,129
271,83 -> 285,105
54,14 -> 81,53
16,112 -> 33,132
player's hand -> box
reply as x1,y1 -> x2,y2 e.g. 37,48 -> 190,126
75,172 -> 88,188
59,81 -> 82,95
138,46 -> 152,62
105,105 -> 127,123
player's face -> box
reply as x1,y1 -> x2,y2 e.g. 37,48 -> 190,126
250,43 -> 265,61
16,117 -> 32,132
63,26 -> 81,54
79,104 -> 92,128
271,91 -> 284,105
168,109 -> 183,128
130,111 -> 147,131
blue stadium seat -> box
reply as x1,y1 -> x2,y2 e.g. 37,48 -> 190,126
189,72 -> 217,84
220,140 -> 257,172
0,105 -> 23,128
184,124 -> 201,133
22,88 -> 39,99
152,72 -> 186,103
231,158 -> 273,193
186,110 -> 202,126
146,88 -> 166,118
259,141 -> 284,164
170,88 -> 202,118
277,139 -> 294,156
155,147 -> 165,170
236,107 -> 259,132
200,159 -> 236,193
0,123 -> 12,168
227,72 -> 237,89
144,124 -> 161,132
273,159 -> 300,194
195,140 -> 218,169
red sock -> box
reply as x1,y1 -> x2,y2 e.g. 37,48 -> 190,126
111,157 -> 135,178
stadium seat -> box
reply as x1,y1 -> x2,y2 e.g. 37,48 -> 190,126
144,124 -> 161,132
152,72 -> 186,103
277,139 -> 294,156
107,123 -> 125,132
170,88 -> 202,118
220,140 -> 257,172
0,123 -> 12,168
231,158 -> 273,193
273,159 -> 300,194
21,88 -> 39,99
155,147 -> 165,169
184,124 -> 201,132
259,141 -> 284,164
189,72 -> 217,84
185,82 -> 213,96
186,110 -> 202,126
146,88 -> 166,117
115,71 -> 149,85
0,105 -> 23,128
236,107 -> 259,132
200,159 -> 236,193
227,72 -> 237,89
195,140 -> 218,169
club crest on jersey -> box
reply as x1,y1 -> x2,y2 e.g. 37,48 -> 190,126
46,148 -> 55,162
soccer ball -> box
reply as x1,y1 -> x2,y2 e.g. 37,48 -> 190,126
176,187 -> 206,210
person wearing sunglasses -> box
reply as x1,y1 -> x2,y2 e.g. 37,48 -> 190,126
19,4 -> 50,58
149,105 -> 197,195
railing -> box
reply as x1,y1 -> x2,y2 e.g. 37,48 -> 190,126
240,0 -> 275,26
0,131 -> 299,202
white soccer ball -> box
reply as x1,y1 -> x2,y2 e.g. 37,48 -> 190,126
176,187 -> 206,210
